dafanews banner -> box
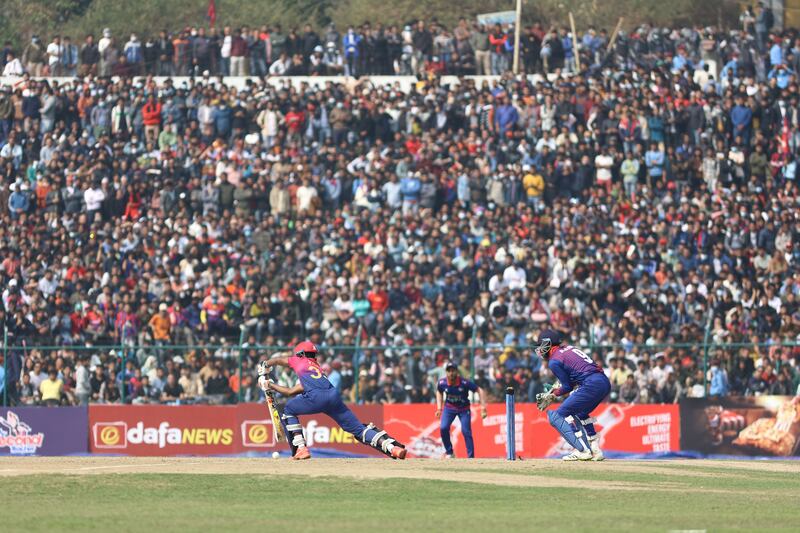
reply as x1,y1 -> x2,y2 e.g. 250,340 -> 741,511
237,403 -> 384,456
89,404 -> 385,456
90,405 -> 237,455
0,407 -> 88,456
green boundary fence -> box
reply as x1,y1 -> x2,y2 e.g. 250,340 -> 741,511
2,337 -> 799,407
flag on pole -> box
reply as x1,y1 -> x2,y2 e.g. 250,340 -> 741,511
207,0 -> 217,28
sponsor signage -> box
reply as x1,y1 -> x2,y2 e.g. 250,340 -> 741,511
89,403 -> 386,456
236,403 -> 384,455
0,407 -> 88,456
90,405 -> 237,455
385,403 -> 680,458
680,396 -> 800,456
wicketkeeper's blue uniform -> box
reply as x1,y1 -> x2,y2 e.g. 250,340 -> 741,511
548,345 -> 611,450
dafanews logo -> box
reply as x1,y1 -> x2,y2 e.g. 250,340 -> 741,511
304,419 -> 358,446
94,421 -> 127,449
93,421 -> 233,449
0,411 -> 45,454
241,420 -> 275,448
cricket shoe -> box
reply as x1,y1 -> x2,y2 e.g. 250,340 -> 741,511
589,436 -> 604,461
390,446 -> 407,460
561,449 -> 593,461
292,446 -> 311,460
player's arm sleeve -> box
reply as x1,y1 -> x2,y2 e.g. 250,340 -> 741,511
548,360 -> 573,396
465,380 -> 478,392
436,379 -> 446,392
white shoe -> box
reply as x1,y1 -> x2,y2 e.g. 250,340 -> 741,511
562,449 -> 593,461
589,436 -> 604,461
443,453 -> 455,459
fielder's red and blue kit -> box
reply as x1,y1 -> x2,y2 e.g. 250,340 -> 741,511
437,374 -> 479,457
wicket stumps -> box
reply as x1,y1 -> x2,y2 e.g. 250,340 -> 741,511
505,386 -> 515,460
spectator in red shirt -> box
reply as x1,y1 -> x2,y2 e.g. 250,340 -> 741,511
367,281 -> 389,315
488,24 -> 508,74
230,29 -> 248,76
284,105 -> 305,142
141,94 -> 162,143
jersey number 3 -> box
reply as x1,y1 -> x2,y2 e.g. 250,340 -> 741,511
308,364 -> 323,379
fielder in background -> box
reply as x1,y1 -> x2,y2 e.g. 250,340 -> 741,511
435,361 -> 488,458
535,330 -> 611,461
258,341 -> 407,460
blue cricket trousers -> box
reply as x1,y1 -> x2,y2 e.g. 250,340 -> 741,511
440,407 -> 474,457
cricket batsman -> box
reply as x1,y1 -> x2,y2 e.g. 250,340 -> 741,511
258,341 -> 407,460
435,361 -> 487,458
534,330 -> 610,461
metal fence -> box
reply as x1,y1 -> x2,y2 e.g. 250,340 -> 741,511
2,333 -> 799,407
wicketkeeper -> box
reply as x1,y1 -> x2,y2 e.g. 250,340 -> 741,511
534,330 -> 610,461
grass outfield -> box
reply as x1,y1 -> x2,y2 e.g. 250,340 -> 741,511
1,458 -> 799,532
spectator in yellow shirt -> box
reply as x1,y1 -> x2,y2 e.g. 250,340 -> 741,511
610,357 -> 633,397
149,303 -> 172,342
39,369 -> 63,406
522,165 -> 544,211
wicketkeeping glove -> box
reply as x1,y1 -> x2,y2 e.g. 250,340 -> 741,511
257,360 -> 269,377
536,392 -> 556,411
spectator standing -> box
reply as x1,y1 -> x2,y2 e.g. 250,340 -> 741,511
79,34 -> 99,76
22,36 -> 45,76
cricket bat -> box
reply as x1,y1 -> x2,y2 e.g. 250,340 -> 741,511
265,389 -> 286,442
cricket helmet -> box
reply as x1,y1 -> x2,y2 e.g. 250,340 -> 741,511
534,329 -> 563,359
294,341 -> 318,358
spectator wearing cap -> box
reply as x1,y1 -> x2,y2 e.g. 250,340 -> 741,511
22,36 -> 44,76
123,34 -> 144,75
7,181 -> 29,220
148,303 -> 172,354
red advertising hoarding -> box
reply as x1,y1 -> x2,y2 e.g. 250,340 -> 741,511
89,404 -> 385,456
236,403 -> 384,456
90,405 -> 239,455
384,403 -> 680,459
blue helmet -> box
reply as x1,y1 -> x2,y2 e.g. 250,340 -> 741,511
534,329 -> 563,358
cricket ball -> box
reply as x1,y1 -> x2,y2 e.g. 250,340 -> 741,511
272,451 -> 280,459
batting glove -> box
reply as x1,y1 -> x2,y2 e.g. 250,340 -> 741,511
258,376 -> 273,392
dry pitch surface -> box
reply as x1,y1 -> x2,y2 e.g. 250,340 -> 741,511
2,457 -> 799,532
2,456 -> 799,488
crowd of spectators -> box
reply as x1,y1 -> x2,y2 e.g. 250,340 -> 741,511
0,3 -> 784,79
2,7 -> 800,408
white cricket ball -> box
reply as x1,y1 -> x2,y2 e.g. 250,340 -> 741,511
272,451 -> 280,459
